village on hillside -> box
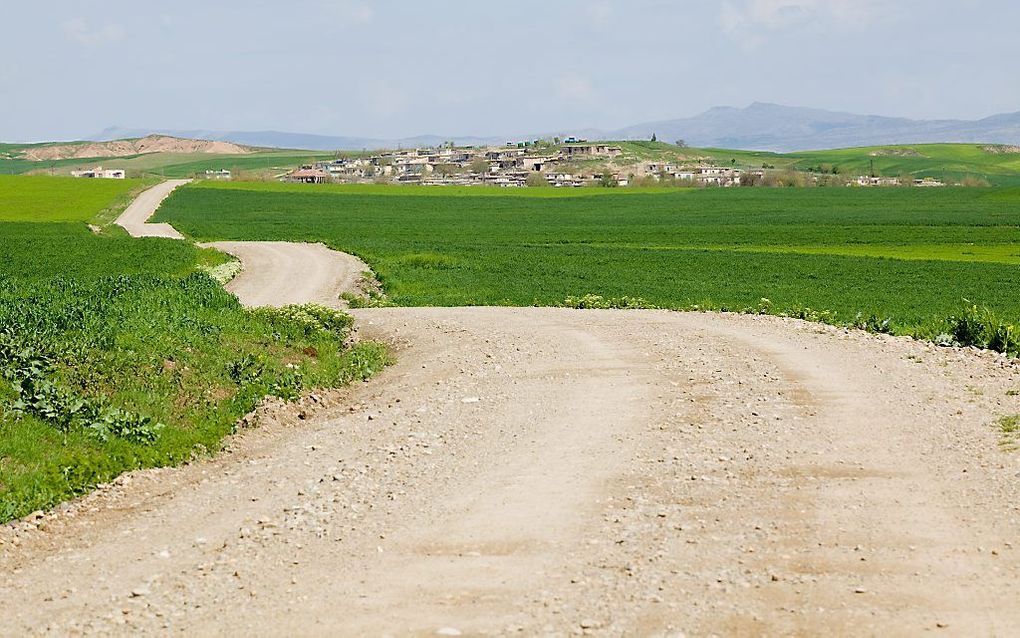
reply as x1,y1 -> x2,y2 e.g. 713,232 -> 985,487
60,135 -> 948,188
276,140 -> 945,188
278,140 -> 759,188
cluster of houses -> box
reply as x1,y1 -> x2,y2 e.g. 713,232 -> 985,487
853,175 -> 945,187
63,146 -> 951,189
281,143 -> 607,187
640,162 -> 756,187
70,166 -> 125,179
278,141 -> 763,188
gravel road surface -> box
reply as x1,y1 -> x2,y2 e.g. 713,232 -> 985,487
2,308 -> 1019,636
115,180 -> 368,308
204,241 -> 370,309
115,179 -> 190,239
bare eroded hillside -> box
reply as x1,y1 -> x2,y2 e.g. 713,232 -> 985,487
21,135 -> 252,161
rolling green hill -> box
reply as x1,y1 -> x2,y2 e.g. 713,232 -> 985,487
699,143 -> 1020,186
530,140 -> 1020,186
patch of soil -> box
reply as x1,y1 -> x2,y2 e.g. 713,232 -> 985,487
868,147 -> 925,157
982,145 -> 1020,154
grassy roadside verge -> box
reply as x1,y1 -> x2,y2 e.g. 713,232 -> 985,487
0,177 -> 389,522
560,294 -> 1019,358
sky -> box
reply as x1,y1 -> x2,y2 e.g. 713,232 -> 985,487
3,0 -> 1019,142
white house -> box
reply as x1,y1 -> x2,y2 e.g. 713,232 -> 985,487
71,166 -> 125,179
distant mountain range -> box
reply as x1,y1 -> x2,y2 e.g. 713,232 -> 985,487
91,103 -> 1020,152
612,103 -> 1020,152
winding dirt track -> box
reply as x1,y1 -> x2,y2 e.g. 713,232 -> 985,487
205,241 -> 369,309
4,183 -> 1019,635
115,179 -> 190,239
115,181 -> 370,308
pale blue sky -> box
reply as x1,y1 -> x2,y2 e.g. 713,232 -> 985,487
4,0 -> 1018,141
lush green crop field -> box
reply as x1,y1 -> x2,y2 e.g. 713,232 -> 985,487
0,175 -> 144,222
0,177 -> 387,521
0,223 -> 217,280
157,182 -> 1020,332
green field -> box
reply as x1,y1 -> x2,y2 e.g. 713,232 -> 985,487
0,174 -> 146,222
157,182 -> 1020,334
0,177 -> 386,521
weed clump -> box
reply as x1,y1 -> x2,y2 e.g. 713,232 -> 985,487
200,260 -> 243,285
562,294 -> 659,310
949,305 -> 1019,356
1000,415 -> 1020,434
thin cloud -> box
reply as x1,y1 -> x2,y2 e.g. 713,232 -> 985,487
329,1 -> 375,25
0,61 -> 13,84
360,79 -> 408,117
586,0 -> 613,24
556,74 -> 595,102
61,18 -> 126,46
720,0 -> 891,48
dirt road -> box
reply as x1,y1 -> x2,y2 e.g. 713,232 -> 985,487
2,307 -> 1019,635
115,179 -> 190,239
204,241 -> 370,309
116,180 -> 367,308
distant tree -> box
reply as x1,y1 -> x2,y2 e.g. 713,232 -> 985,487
434,163 -> 460,177
469,158 -> 490,174
526,172 -> 548,187
740,171 -> 763,187
599,173 -> 619,188
553,137 -> 561,145
675,139 -> 688,148
650,133 -> 657,142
